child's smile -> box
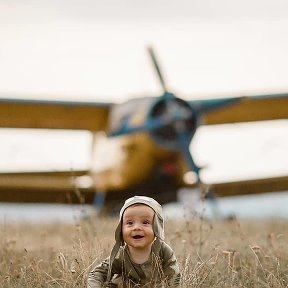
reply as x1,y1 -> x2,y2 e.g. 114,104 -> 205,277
132,233 -> 144,239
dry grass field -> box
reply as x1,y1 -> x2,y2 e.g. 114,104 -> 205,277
1,210 -> 288,287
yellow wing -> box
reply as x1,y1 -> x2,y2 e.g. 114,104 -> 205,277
0,171 -> 95,204
205,175 -> 288,197
0,98 -> 112,203
197,94 -> 288,125
0,98 -> 111,131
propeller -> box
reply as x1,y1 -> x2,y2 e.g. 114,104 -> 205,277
110,47 -> 202,182
109,47 -> 250,182
147,46 -> 169,94
147,48 -> 201,179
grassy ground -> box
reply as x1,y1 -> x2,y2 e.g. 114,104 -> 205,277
1,211 -> 288,287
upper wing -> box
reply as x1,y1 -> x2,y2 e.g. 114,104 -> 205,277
190,93 -> 288,125
0,98 -> 112,131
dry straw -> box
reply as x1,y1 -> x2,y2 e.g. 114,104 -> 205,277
1,211 -> 288,287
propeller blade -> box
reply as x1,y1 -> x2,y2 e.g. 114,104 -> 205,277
147,46 -> 168,93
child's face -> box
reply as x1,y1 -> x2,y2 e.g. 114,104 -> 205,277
122,204 -> 155,250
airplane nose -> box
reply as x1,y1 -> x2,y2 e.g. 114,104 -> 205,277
149,97 -> 197,150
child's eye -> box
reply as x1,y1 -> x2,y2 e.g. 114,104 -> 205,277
126,221 -> 133,225
143,220 -> 150,225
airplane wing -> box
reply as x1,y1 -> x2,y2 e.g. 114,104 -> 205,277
0,98 -> 111,204
205,175 -> 288,197
0,98 -> 112,131
0,171 -> 95,203
190,93 -> 288,125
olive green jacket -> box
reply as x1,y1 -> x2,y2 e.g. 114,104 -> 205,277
87,239 -> 181,287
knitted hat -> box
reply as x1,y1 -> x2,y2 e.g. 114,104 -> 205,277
115,195 -> 164,244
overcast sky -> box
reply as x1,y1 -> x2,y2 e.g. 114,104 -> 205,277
1,0 -> 288,100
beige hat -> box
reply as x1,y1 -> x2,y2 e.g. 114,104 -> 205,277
107,196 -> 164,282
115,195 -> 164,245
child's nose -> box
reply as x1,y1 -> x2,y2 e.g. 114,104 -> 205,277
133,223 -> 141,230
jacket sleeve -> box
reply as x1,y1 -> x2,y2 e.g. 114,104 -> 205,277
87,257 -> 110,288
161,242 -> 181,287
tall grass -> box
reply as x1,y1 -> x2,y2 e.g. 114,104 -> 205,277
1,211 -> 288,287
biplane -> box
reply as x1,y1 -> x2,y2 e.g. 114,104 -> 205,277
1,47 -> 288,211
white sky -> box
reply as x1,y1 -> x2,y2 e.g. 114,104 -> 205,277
1,0 -> 288,99
0,0 -> 288,183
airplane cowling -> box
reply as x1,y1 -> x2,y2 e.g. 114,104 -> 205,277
109,96 -> 198,152
148,97 -> 198,150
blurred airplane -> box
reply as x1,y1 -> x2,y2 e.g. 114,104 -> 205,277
0,47 -> 288,212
